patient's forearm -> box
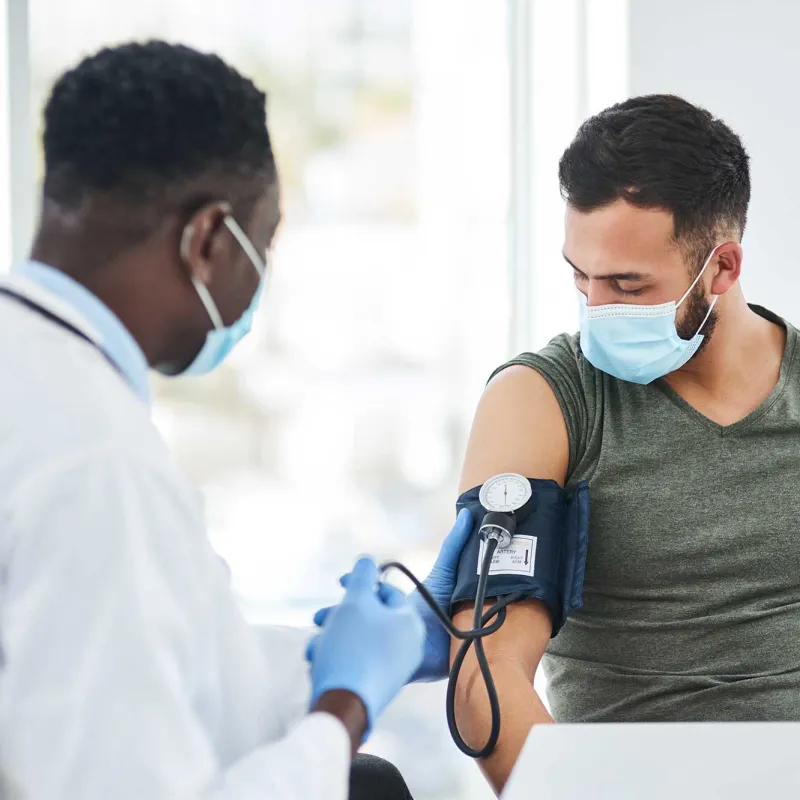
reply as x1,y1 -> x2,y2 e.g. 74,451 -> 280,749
451,600 -> 553,795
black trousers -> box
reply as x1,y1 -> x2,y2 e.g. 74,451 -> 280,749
349,754 -> 414,800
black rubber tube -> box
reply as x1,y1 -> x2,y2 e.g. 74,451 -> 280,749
379,556 -> 506,640
380,544 -> 524,759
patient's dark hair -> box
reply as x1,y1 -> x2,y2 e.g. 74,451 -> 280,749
41,40 -> 275,223
559,94 -> 750,269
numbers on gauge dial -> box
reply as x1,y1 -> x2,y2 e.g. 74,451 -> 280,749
479,473 -> 532,513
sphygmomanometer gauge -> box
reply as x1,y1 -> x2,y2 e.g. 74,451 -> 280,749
479,472 -> 532,514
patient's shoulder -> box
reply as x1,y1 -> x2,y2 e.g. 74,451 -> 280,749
461,366 -> 569,492
490,332 -> 586,394
466,333 -> 596,486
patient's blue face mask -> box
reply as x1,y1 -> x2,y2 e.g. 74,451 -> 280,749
182,216 -> 270,376
578,246 -> 720,385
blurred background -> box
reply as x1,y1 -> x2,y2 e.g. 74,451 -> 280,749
0,0 -> 793,797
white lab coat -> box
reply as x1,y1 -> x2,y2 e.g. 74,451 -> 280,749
0,276 -> 351,799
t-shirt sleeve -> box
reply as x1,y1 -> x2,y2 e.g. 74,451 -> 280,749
488,333 -> 596,478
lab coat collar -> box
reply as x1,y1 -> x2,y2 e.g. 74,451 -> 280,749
2,263 -> 151,403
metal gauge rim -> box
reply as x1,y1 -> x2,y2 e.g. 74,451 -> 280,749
479,473 -> 532,513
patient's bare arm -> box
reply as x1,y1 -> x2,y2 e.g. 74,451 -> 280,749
451,365 -> 569,794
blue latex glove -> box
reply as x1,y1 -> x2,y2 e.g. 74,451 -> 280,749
305,556 -> 425,734
314,508 -> 474,684
408,507 -> 473,681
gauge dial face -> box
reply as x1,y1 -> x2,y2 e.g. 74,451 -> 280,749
479,473 -> 532,513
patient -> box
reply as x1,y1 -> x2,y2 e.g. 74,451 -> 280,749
450,95 -> 800,793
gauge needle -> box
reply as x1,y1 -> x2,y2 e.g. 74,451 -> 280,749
504,486 -> 507,504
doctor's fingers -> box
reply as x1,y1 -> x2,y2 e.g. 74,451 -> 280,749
305,634 -> 321,663
338,575 -> 407,608
376,582 -> 406,608
342,556 -> 379,595
434,508 -> 473,567
313,606 -> 334,627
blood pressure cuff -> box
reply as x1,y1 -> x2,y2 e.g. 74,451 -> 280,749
451,479 -> 589,636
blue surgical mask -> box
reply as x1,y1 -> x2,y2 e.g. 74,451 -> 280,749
182,215 -> 270,376
578,247 -> 719,385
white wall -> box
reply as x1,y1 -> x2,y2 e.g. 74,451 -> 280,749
628,0 -> 800,321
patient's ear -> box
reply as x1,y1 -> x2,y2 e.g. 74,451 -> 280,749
708,241 -> 743,297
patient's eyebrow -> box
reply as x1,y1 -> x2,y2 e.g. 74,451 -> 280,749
562,253 -> 647,282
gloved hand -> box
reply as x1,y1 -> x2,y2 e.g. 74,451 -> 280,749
407,508 -> 473,681
313,509 -> 474,684
306,556 -> 425,734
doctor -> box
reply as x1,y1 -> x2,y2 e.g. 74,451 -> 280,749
0,41 -> 471,800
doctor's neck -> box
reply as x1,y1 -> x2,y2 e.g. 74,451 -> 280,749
30,203 -> 202,369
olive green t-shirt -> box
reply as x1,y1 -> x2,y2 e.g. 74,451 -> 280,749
495,305 -> 800,722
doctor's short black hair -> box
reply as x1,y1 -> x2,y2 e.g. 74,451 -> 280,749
41,40 -> 276,221
559,94 -> 751,270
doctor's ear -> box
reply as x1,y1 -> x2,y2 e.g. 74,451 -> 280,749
180,224 -> 195,263
178,202 -> 233,284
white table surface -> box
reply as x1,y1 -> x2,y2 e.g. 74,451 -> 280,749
502,722 -> 800,799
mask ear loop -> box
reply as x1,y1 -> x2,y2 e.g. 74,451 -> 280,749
181,222 -> 225,331
694,293 -> 719,336
677,245 -> 720,308
677,245 -> 721,337
223,213 -> 275,304
224,216 -> 267,279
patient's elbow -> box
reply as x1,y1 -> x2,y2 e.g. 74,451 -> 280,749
450,598 -> 552,699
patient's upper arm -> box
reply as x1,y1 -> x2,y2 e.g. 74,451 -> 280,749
459,364 -> 569,493
455,364 -> 569,676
